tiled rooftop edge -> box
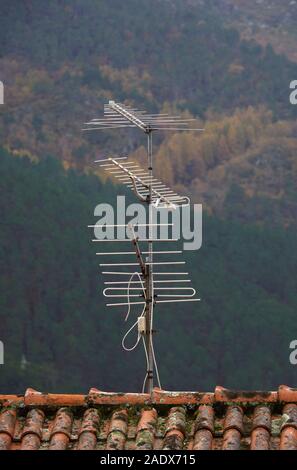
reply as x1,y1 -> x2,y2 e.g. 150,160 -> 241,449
0,385 -> 296,408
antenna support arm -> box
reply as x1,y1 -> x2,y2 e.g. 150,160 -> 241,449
130,176 -> 147,203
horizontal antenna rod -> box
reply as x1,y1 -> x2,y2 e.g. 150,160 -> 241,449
101,272 -> 189,275
96,251 -> 182,255
88,224 -> 173,228
104,279 -> 192,284
99,261 -> 185,266
106,298 -> 200,306
92,238 -> 179,242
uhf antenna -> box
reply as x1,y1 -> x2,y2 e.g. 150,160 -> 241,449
84,101 -> 203,393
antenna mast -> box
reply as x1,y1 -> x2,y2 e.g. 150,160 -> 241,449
84,100 -> 203,393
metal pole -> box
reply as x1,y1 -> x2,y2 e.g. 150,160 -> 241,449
85,102 -> 202,395
144,129 -> 154,393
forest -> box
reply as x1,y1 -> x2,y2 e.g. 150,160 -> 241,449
1,1 -> 297,224
0,148 -> 296,393
0,0 -> 297,393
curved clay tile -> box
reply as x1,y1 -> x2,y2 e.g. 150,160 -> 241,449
280,404 -> 297,450
77,408 -> 100,450
88,388 -> 150,406
163,407 -> 186,450
0,409 -> 17,450
222,405 -> 243,450
279,385 -> 297,403
135,408 -> 157,450
152,388 -> 214,405
250,405 -> 271,450
193,405 -> 214,450
106,409 -> 128,450
49,408 -> 73,450
215,386 -> 277,403
24,388 -> 86,407
21,409 -> 44,450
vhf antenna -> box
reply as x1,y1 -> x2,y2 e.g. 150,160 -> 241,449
84,101 -> 203,393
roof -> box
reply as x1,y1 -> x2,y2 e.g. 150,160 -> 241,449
0,385 -> 297,450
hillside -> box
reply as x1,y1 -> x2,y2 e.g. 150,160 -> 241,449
1,149 -> 297,393
1,1 -> 297,225
210,0 -> 297,62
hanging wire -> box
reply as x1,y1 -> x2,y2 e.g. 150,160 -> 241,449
121,272 -> 146,352
121,270 -> 162,391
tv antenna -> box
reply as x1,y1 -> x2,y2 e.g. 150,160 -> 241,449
84,101 -> 203,393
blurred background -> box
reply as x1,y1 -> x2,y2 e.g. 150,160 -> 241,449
0,0 -> 297,393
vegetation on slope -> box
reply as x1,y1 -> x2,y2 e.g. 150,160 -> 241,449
1,149 -> 296,393
1,1 -> 297,224
210,0 -> 297,62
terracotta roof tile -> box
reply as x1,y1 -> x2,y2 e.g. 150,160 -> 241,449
21,409 -> 44,450
0,385 -> 297,450
25,388 -> 86,407
163,407 -> 186,450
193,405 -> 214,450
279,385 -> 297,403
152,388 -> 214,405
215,386 -> 278,403
250,405 -> 271,450
222,406 -> 243,450
280,404 -> 297,450
76,408 -> 100,450
0,409 -> 17,450
0,396 -> 23,408
135,409 -> 157,450
106,409 -> 128,450
49,408 -> 73,450
88,388 -> 149,406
